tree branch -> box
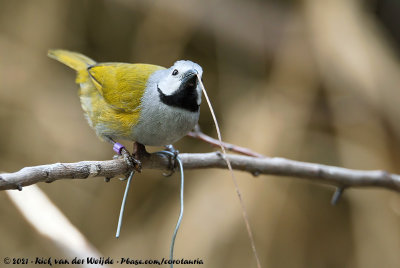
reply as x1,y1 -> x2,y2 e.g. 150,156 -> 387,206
188,127 -> 264,158
1,152 -> 400,192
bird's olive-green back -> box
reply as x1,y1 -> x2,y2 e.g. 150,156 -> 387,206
88,63 -> 165,112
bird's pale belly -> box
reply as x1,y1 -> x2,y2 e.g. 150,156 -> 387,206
132,105 -> 199,146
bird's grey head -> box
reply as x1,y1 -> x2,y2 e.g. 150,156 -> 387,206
157,60 -> 203,113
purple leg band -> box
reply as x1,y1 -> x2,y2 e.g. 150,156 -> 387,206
113,142 -> 125,155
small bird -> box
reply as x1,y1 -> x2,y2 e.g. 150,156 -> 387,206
48,50 -> 203,170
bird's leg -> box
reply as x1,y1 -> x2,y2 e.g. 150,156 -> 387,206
105,137 -> 142,173
132,142 -> 151,159
163,144 -> 179,177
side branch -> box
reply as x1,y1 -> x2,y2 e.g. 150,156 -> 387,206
1,152 -> 400,192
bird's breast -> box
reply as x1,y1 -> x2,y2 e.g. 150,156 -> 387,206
131,87 -> 200,146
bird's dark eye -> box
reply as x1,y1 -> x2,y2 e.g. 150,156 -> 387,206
172,69 -> 179,76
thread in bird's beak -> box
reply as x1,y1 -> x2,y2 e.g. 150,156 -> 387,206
196,75 -> 262,268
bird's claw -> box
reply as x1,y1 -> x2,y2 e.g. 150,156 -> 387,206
163,145 -> 179,177
121,147 -> 142,173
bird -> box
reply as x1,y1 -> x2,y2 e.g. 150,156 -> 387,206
48,49 -> 203,170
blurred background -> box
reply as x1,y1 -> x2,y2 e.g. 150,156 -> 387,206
1,0 -> 400,267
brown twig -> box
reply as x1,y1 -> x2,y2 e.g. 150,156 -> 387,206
1,152 -> 400,192
187,126 -> 264,158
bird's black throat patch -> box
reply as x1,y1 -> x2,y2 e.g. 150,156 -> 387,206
157,75 -> 199,113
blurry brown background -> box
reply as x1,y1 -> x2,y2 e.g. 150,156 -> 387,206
1,0 -> 400,267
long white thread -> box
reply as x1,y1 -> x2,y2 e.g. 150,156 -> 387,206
155,151 -> 184,268
116,171 -> 135,238
115,152 -> 184,268
197,76 -> 262,268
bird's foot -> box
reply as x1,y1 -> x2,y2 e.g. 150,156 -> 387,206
113,142 -> 142,175
132,142 -> 151,160
162,145 -> 179,177
122,147 -> 142,172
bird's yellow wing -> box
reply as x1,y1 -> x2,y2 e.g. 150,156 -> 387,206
88,63 -> 165,112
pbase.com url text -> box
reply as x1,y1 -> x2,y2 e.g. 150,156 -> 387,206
2,257 -> 204,266
120,257 -> 204,266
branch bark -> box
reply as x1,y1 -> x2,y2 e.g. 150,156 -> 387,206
187,130 -> 264,157
1,152 -> 400,192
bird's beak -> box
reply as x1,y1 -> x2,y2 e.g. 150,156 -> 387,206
181,70 -> 198,90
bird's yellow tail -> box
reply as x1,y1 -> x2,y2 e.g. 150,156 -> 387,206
48,49 -> 96,83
